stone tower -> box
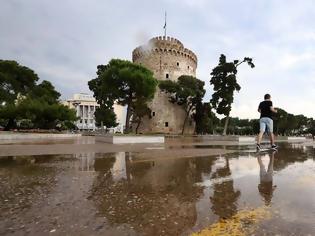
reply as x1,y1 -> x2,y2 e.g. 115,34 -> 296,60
132,36 -> 198,134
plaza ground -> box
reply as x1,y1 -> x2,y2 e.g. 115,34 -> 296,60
0,136 -> 314,235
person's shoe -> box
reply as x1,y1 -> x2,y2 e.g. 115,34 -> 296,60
256,143 -> 261,152
271,144 -> 278,150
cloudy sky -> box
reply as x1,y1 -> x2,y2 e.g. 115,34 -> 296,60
1,0 -> 315,119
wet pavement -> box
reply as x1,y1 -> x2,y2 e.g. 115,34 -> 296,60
0,143 -> 315,235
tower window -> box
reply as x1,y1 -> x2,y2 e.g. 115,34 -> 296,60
187,66 -> 190,69
165,122 -> 169,127
177,62 -> 179,66
166,73 -> 169,79
152,112 -> 155,116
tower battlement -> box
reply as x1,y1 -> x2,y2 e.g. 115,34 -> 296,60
132,36 -> 197,67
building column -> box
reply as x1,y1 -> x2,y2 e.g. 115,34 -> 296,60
81,105 -> 85,129
80,105 -> 83,129
76,105 -> 80,117
88,105 -> 91,129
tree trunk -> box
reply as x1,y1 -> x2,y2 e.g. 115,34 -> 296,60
135,117 -> 141,134
4,118 -> 15,131
182,107 -> 192,135
125,103 -> 131,133
223,114 -> 229,136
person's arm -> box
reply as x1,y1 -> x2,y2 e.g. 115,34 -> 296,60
258,103 -> 261,113
271,106 -> 277,113
270,102 -> 277,113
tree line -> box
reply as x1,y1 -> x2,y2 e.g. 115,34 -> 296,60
214,112 -> 315,137
2,57 -> 315,136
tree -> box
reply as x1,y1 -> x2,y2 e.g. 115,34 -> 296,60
0,60 -> 39,129
308,119 -> 315,139
15,93 -> 76,130
294,114 -> 309,134
131,99 -> 152,134
159,75 -> 205,134
210,54 -> 255,135
88,59 -> 157,132
0,60 -> 39,105
94,105 -> 118,128
0,60 -> 77,130
0,94 -> 77,130
29,80 -> 61,104
194,102 -> 219,134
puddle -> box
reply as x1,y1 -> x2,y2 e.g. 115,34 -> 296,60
0,145 -> 314,235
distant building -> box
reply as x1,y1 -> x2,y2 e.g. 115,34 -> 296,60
63,93 -> 99,130
63,93 -> 126,131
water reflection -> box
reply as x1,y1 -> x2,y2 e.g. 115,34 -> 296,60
257,151 -> 276,206
89,152 -> 210,235
85,148 -> 315,235
1,144 -> 314,235
75,153 -> 95,171
210,157 -> 241,219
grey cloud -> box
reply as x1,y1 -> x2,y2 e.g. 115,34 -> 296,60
1,0 -> 315,117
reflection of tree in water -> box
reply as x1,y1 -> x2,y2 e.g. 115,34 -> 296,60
89,153 -> 117,194
210,157 -> 241,219
194,156 -> 216,183
0,155 -> 61,235
89,153 -> 215,235
273,146 -> 311,171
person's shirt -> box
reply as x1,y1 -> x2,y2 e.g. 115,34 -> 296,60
258,100 -> 273,119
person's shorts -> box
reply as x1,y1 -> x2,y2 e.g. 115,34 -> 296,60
260,117 -> 273,133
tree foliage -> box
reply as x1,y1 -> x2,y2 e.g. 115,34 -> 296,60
0,60 -> 77,130
159,75 -> 205,134
194,102 -> 220,134
273,108 -> 310,136
88,59 -> 157,132
94,105 -> 118,128
216,108 -> 312,136
210,54 -> 254,135
0,60 -> 38,105
222,117 -> 259,135
308,120 -> 315,139
29,80 -> 61,104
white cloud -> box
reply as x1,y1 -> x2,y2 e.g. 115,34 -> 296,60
1,0 -> 315,118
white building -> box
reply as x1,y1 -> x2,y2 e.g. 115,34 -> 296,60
63,93 -> 99,130
63,93 -> 126,131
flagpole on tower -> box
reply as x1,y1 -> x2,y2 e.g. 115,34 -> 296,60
163,11 -> 167,37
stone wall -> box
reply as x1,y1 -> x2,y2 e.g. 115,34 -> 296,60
132,36 -> 198,134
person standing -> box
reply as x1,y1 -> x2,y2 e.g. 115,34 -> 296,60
256,94 -> 278,151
